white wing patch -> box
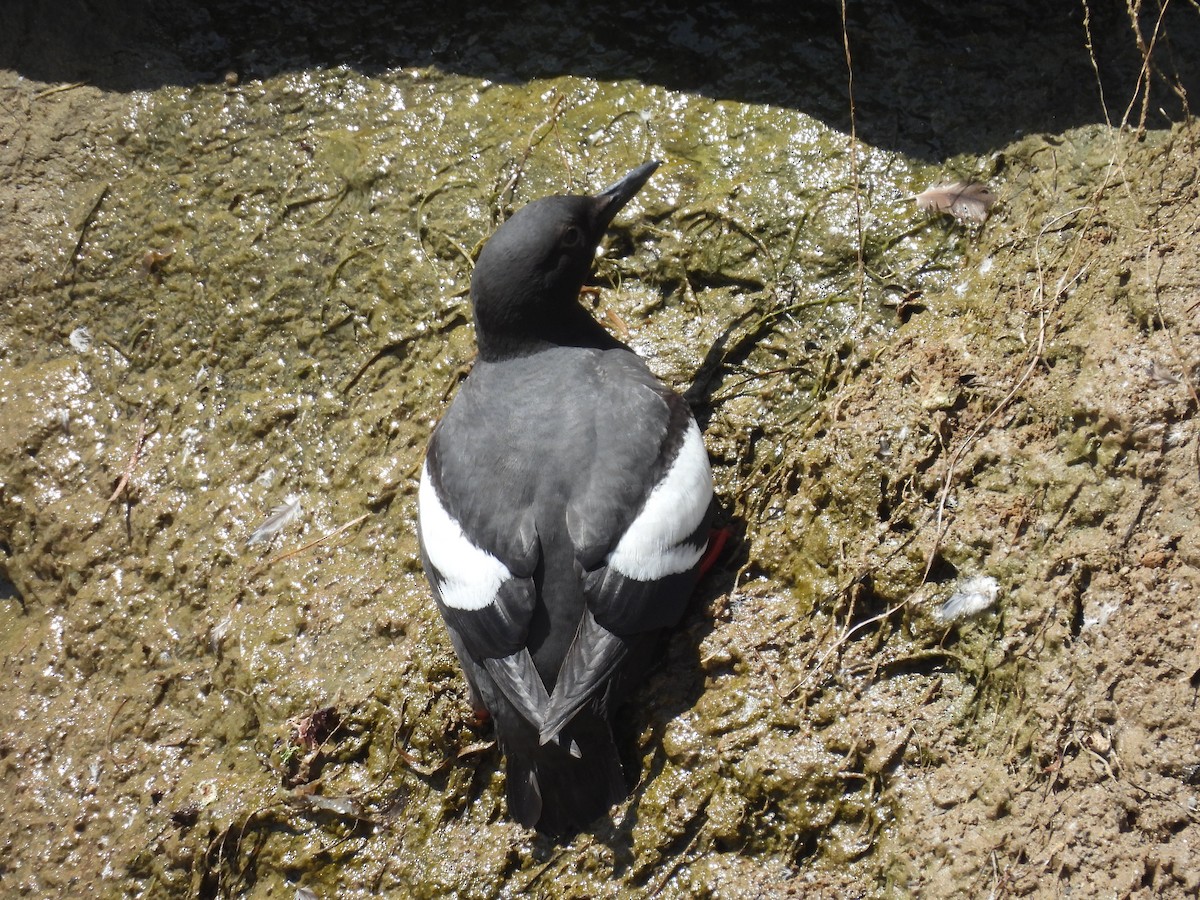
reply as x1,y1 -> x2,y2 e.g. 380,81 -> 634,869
607,420 -> 712,581
418,462 -> 511,611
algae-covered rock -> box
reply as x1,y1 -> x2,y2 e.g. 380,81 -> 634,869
3,3 -> 1200,897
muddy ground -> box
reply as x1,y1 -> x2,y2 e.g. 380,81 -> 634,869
2,2 -> 1199,898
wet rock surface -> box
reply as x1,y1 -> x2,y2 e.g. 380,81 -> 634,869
2,2 -> 1199,897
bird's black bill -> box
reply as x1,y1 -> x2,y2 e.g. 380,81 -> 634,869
593,160 -> 661,229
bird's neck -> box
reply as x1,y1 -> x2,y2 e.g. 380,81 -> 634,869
473,292 -> 624,362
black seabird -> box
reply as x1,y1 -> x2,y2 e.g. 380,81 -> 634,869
418,161 -> 715,836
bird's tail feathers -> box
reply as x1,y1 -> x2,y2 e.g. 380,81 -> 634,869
504,712 -> 627,837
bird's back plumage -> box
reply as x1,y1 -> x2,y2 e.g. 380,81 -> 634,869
417,162 -> 714,835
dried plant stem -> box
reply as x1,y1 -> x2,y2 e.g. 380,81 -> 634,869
840,0 -> 866,309
32,81 -> 85,100
1081,0 -> 1114,127
924,307 -> 1048,582
497,92 -> 566,212
258,513 -> 370,570
646,815 -> 707,896
918,204 -> 1093,580
1121,0 -> 1173,136
105,696 -> 137,763
328,241 -> 382,290
793,219 -> 1074,695
61,184 -> 109,281
1149,245 -> 1200,481
108,412 -> 148,503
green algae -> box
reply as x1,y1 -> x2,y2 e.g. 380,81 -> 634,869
3,12 -> 1200,900
0,66 -> 945,895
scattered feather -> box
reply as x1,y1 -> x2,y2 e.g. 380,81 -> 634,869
69,326 -> 92,352
209,615 -> 233,653
296,888 -> 319,900
934,575 -> 999,623
914,181 -> 996,224
197,779 -> 218,807
286,790 -> 376,823
141,246 -> 174,284
247,494 -> 302,545
1147,359 -> 1182,386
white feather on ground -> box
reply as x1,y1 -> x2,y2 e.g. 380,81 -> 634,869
914,181 -> 996,224
247,495 -> 302,545
934,574 -> 1000,623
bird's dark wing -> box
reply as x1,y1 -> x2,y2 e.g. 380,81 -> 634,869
420,349 -> 713,746
418,436 -> 550,729
540,378 -> 715,744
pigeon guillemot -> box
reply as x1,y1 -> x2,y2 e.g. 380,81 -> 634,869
417,161 -> 715,836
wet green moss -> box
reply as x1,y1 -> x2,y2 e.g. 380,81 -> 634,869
5,28 -> 1198,898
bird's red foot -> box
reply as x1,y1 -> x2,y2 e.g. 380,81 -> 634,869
698,527 -> 732,579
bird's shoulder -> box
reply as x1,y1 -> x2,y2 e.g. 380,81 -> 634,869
434,346 -> 679,482
426,345 -> 691,563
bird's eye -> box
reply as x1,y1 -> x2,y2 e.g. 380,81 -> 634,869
562,225 -> 584,248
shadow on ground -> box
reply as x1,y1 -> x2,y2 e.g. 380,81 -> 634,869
3,0 -> 1198,160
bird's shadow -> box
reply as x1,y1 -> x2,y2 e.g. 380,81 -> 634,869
598,503 -> 750,871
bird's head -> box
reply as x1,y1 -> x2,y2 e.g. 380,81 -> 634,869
469,161 -> 659,360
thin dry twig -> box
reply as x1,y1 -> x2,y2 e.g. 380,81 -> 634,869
106,696 -> 137,763
205,803 -> 281,894
645,816 -> 707,896
108,412 -> 149,503
924,307 -> 1048,582
413,174 -> 479,279
62,184 -> 109,281
1149,245 -> 1200,481
839,0 -> 866,309
1081,0 -> 1115,128
328,241 -> 382,291
1120,0 -> 1174,137
516,848 -> 569,895
257,513 -> 370,570
791,265 -> 1055,696
497,92 -> 566,212
33,81 -> 85,100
